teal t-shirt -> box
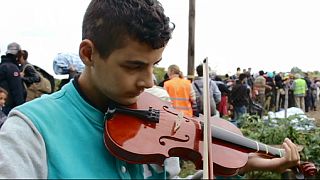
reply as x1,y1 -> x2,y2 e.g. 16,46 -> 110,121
17,81 -> 165,179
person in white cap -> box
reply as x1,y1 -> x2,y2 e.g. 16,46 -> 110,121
0,42 -> 26,115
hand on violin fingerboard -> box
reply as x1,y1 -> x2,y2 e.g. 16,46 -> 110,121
238,138 -> 300,174
274,138 -> 300,173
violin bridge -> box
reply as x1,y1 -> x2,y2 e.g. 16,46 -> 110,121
173,112 -> 183,133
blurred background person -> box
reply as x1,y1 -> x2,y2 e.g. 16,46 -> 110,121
214,76 -> 230,118
291,73 -> 307,112
164,64 -> 196,117
229,73 -> 250,127
0,42 -> 26,115
53,52 -> 84,90
192,64 -> 221,117
303,72 -> 312,112
18,50 -> 40,87
0,87 -> 8,127
145,74 -> 171,103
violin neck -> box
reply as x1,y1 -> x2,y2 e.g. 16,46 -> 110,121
211,125 -> 285,158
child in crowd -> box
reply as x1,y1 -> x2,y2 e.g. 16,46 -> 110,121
0,87 -> 8,127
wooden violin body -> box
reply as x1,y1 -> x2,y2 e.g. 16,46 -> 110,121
104,92 -> 317,177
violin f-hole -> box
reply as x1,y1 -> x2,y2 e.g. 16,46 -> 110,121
159,135 -> 190,146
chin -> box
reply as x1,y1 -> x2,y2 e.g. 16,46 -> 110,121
118,96 -> 139,106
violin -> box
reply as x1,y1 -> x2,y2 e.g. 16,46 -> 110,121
103,91 -> 317,177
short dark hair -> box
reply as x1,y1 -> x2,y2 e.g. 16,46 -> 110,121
196,64 -> 203,77
239,73 -> 247,82
214,76 -> 222,81
82,0 -> 175,59
17,50 -> 28,60
21,50 -> 28,60
259,70 -> 264,76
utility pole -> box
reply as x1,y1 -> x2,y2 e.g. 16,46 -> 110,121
187,0 -> 195,79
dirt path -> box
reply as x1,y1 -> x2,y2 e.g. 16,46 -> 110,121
305,100 -> 320,127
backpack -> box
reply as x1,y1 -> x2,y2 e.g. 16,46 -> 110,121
193,81 -> 216,116
23,64 -> 52,101
33,65 -> 55,93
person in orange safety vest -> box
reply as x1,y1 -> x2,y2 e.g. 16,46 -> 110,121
164,64 -> 196,117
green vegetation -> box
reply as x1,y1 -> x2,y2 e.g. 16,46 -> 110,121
153,67 -> 166,84
239,114 -> 319,179
179,114 -> 320,179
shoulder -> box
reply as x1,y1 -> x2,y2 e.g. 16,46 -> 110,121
164,79 -> 172,86
232,84 -> 241,91
2,63 -> 20,77
24,63 -> 35,70
183,78 -> 192,85
1,62 -> 19,71
145,86 -> 167,94
17,85 -> 69,114
0,110 -> 47,178
193,79 -> 202,85
210,80 -> 218,86
145,86 -> 171,103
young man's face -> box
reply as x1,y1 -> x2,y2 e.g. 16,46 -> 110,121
0,92 -> 7,107
18,56 -> 25,65
80,39 -> 165,108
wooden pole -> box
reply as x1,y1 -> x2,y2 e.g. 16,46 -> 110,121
284,86 -> 288,118
276,89 -> 280,112
187,0 -> 195,80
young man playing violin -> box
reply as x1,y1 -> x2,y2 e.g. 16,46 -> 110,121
0,0 -> 301,179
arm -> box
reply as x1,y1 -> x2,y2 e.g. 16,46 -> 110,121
174,138 -> 300,179
291,81 -> 296,90
189,84 -> 196,104
7,67 -> 25,106
238,138 -> 300,174
22,65 -> 40,84
0,110 -> 47,178
262,78 -> 272,90
211,81 -> 221,104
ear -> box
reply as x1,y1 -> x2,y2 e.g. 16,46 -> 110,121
79,39 -> 95,66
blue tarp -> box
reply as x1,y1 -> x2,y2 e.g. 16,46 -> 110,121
53,52 -> 84,75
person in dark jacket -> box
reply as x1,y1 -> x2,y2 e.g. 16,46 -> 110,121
214,76 -> 230,117
0,42 -> 26,115
304,72 -> 312,112
158,73 -> 169,87
18,50 -> 40,87
274,72 -> 285,111
230,73 -> 250,126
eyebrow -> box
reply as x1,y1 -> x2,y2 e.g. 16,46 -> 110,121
125,58 -> 162,66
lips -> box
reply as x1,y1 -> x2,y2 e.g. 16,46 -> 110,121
127,90 -> 144,98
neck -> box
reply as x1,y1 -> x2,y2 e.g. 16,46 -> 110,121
78,73 -> 108,112
170,74 -> 179,79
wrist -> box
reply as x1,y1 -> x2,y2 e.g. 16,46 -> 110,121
271,157 -> 288,173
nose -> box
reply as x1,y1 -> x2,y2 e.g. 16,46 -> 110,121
137,71 -> 154,89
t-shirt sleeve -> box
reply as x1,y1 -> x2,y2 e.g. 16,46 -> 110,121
0,110 -> 47,178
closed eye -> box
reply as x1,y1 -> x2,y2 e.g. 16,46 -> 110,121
123,58 -> 162,70
123,62 -> 146,70
153,59 -> 161,66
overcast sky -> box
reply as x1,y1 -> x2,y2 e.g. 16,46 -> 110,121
1,0 -> 320,78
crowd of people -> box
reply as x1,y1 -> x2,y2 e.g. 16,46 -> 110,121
0,42 -> 43,116
0,0 -> 312,179
152,64 -> 320,128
